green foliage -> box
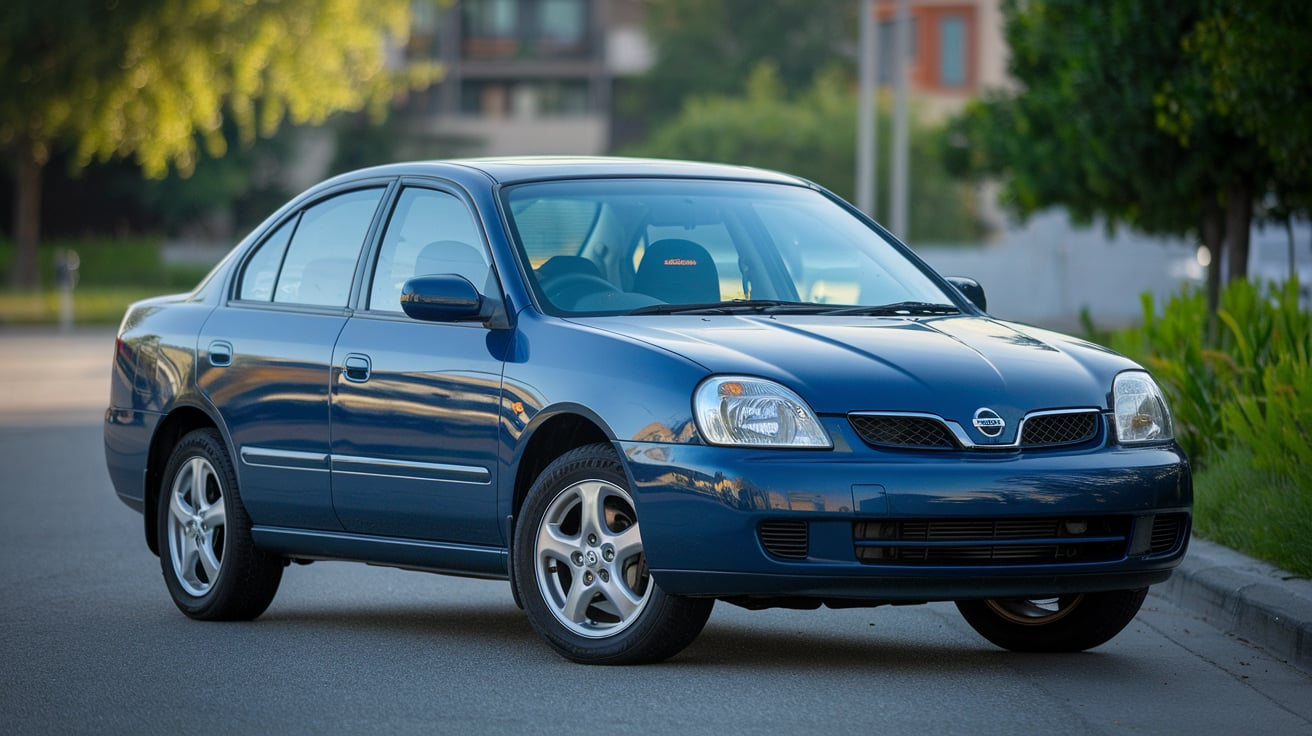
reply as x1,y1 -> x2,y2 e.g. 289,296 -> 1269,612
631,64 -> 982,243
944,0 -> 1312,294
946,0 -> 1228,236
1192,448 -> 1312,578
0,238 -> 207,290
1166,0 -> 1312,207
1115,280 -> 1312,470
0,238 -> 210,324
632,0 -> 855,127
2,0 -> 441,177
1111,279 -> 1312,575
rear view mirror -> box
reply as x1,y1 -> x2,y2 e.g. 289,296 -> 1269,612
400,274 -> 484,322
946,276 -> 987,312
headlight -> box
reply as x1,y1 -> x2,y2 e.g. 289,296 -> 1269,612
1112,371 -> 1174,444
693,376 -> 831,448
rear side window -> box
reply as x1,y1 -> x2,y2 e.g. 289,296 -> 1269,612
236,187 -> 385,307
274,188 -> 384,307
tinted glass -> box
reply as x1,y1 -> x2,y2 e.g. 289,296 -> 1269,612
504,179 -> 950,315
237,217 -> 296,301
272,188 -> 384,307
368,187 -> 490,312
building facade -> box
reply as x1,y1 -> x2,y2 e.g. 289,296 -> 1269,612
399,0 -> 649,157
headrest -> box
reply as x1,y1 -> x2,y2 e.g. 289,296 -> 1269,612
633,239 -> 719,304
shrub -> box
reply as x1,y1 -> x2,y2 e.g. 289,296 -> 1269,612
1115,280 -> 1311,471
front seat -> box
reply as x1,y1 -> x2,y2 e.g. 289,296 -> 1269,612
414,240 -> 491,293
633,239 -> 719,304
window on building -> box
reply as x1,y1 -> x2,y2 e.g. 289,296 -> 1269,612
461,80 -> 590,117
939,15 -> 967,87
463,0 -> 520,58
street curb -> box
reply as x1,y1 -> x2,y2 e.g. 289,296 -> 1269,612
1156,536 -> 1312,673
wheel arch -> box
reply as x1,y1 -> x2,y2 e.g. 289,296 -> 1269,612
143,405 -> 222,556
510,411 -> 612,525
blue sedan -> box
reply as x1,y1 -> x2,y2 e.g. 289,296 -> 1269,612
105,158 -> 1191,664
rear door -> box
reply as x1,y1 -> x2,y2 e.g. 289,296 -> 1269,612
198,185 -> 387,529
328,184 -> 506,544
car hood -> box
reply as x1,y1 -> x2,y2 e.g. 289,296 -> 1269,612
585,314 -> 1137,443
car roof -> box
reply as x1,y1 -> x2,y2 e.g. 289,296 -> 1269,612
329,156 -> 812,188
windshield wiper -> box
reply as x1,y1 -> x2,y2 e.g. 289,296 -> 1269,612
822,301 -> 960,317
629,299 -> 830,316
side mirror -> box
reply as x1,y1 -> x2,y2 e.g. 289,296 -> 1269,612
400,274 -> 484,322
946,276 -> 987,312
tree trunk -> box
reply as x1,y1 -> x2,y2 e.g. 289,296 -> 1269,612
1202,198 -> 1224,326
1224,179 -> 1252,283
9,146 -> 43,290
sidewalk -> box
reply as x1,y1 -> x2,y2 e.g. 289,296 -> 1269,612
2,326 -> 1309,672
1157,536 -> 1312,673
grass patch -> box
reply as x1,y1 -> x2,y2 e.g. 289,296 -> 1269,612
1192,448 -> 1312,577
1,238 -> 211,325
0,287 -> 193,325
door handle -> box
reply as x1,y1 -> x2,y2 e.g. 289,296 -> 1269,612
208,341 -> 233,367
343,354 -> 371,383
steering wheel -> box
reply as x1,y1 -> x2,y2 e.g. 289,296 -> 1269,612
542,273 -> 617,309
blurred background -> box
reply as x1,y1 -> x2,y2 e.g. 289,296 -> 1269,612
4,0 -> 1307,330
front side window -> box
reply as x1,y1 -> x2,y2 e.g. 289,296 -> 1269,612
503,179 -> 951,316
368,187 -> 490,312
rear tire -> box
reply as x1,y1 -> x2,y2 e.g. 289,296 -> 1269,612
956,588 -> 1148,652
513,443 -> 713,664
157,428 -> 283,620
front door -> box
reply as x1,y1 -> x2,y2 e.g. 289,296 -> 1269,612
329,185 -> 505,544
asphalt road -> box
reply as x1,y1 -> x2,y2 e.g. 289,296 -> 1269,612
2,329 -> 1309,735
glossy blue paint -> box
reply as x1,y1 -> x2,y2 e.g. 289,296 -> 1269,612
105,157 -> 1192,612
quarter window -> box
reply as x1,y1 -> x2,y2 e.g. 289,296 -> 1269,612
237,218 -> 295,302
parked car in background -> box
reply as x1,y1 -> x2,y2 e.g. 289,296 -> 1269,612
105,158 -> 1191,664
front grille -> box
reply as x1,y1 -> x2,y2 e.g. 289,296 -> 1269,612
849,414 -> 958,450
1150,514 -> 1186,554
1020,411 -> 1100,447
848,410 -> 1102,451
853,517 -> 1130,565
759,520 -> 809,560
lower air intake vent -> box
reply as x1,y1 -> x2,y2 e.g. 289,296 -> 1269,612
759,520 -> 809,560
853,516 -> 1131,565
1149,514 -> 1186,554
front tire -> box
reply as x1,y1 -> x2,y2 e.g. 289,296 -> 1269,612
956,588 -> 1148,652
513,444 -> 713,664
157,428 -> 283,620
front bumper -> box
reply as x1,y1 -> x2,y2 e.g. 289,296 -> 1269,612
620,438 -> 1191,602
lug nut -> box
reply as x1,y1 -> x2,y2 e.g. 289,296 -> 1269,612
588,534 -> 598,546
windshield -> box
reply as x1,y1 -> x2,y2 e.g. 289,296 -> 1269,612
502,178 -> 954,316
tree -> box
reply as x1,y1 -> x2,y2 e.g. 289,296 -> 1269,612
946,0 -> 1306,314
1,0 -> 440,289
1170,0 -> 1312,202
632,64 -> 981,243
620,0 -> 856,136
